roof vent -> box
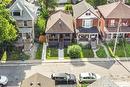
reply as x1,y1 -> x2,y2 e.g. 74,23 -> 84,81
37,82 -> 41,86
30,82 -> 33,86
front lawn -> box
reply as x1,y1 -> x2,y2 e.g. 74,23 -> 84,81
46,47 -> 58,60
36,44 -> 43,59
96,46 -> 107,58
81,45 -> 94,58
124,41 -> 130,57
105,40 -> 126,57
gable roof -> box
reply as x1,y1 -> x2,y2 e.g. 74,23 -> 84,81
20,73 -> 55,87
72,0 -> 99,19
88,77 -> 119,87
9,0 -> 38,20
45,11 -> 74,33
97,1 -> 130,18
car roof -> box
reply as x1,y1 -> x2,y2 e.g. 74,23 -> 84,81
80,72 -> 95,77
52,73 -> 68,77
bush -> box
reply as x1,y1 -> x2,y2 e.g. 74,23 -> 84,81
1,51 -> 7,61
67,45 -> 82,58
64,4 -> 72,12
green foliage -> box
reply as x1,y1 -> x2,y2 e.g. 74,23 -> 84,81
46,47 -> 58,60
86,0 -> 107,8
67,45 -> 82,58
0,16 -> 17,42
64,4 -> 72,11
36,16 -> 46,34
1,51 -> 7,61
36,44 -> 43,59
96,46 -> 107,58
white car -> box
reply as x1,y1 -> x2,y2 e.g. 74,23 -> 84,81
79,72 -> 101,83
0,75 -> 8,86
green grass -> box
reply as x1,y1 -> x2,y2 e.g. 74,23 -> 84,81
124,42 -> 130,57
46,47 -> 58,60
96,46 -> 107,58
81,46 -> 94,58
36,44 -> 43,59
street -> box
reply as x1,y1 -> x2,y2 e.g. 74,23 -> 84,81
0,60 -> 130,87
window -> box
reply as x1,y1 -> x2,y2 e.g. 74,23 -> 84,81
110,20 -> 115,27
13,11 -> 21,16
82,19 -> 92,28
86,13 -> 91,16
24,21 -> 27,26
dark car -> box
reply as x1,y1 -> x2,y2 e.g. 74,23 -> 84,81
51,73 -> 76,84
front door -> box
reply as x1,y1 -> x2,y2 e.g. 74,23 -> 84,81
59,34 -> 63,42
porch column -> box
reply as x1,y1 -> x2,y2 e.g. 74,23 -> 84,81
46,34 -> 48,43
89,34 -> 91,41
77,33 -> 79,43
58,34 -> 60,42
70,34 -> 72,42
97,34 -> 99,44
111,33 -> 113,39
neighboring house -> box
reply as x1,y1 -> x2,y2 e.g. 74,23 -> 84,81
88,77 -> 119,87
97,1 -> 130,41
45,11 -> 74,47
107,0 -> 128,3
20,73 -> 55,87
57,0 -> 69,4
73,0 -> 100,45
9,0 -> 38,49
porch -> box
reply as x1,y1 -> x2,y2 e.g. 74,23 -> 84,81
46,33 -> 73,47
77,27 -> 99,44
104,26 -> 130,41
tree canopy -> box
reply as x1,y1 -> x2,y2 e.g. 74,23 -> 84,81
86,0 -> 107,8
0,0 -> 17,44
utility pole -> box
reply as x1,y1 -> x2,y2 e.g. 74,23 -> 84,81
113,18 -> 122,55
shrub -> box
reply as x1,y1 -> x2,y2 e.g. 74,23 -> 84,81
1,51 -> 7,61
67,45 -> 82,58
64,4 -> 72,12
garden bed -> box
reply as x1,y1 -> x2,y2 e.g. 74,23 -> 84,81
96,46 -> 107,58
46,47 -> 58,60
36,44 -> 43,59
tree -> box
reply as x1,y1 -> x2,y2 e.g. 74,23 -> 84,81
0,0 -> 17,51
86,0 -> 107,8
67,45 -> 82,58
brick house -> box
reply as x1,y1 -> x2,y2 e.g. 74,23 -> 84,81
45,11 -> 74,47
97,1 -> 130,41
9,0 -> 38,50
72,0 -> 100,45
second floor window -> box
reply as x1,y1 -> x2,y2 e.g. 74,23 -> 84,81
13,11 -> 21,16
24,21 -> 27,26
82,19 -> 92,28
110,20 -> 115,27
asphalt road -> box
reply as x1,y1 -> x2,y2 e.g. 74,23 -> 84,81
0,60 -> 130,87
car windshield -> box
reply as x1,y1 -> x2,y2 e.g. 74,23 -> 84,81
65,73 -> 70,79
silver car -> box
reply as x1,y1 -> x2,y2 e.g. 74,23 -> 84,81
79,72 -> 100,83
0,75 -> 8,86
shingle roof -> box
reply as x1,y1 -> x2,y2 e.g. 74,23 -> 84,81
72,0 -> 99,19
20,73 -> 55,87
88,77 -> 119,87
45,11 -> 74,34
97,1 -> 130,18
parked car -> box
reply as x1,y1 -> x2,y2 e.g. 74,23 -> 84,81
0,75 -> 8,86
51,73 -> 76,84
79,72 -> 100,83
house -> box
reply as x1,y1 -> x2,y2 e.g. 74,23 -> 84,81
20,73 -> 55,87
98,1 -> 130,41
9,0 -> 38,50
88,77 -> 119,87
72,0 -> 100,45
45,11 -> 74,47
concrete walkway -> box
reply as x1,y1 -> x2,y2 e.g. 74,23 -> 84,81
58,48 -> 64,60
42,43 -> 47,61
101,43 -> 111,58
